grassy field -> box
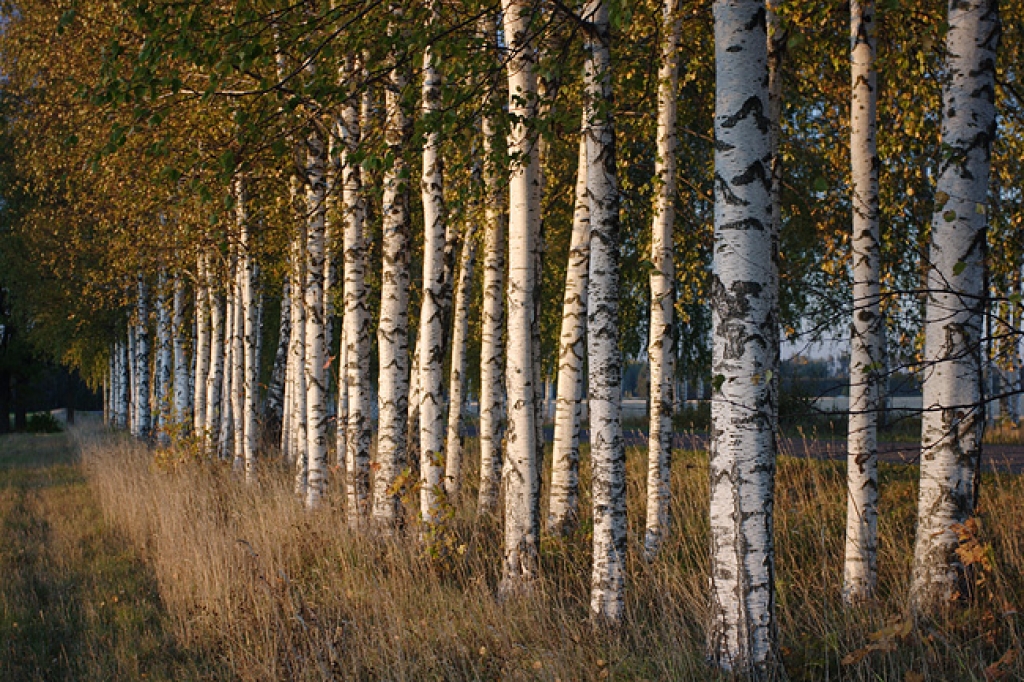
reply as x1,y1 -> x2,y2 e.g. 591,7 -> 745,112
0,430 -> 227,681
3,426 -> 1023,680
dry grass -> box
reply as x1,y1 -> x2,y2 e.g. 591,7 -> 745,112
74,428 -> 1023,681
0,429 -> 222,680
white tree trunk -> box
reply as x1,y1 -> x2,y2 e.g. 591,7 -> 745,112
265,277 -> 290,436
337,323 -> 349,469
341,80 -> 372,526
911,0 -> 998,610
194,254 -> 210,436
135,275 -> 152,440
223,277 -> 239,463
236,175 -> 259,483
291,227 -> 309,495
115,338 -> 130,429
477,96 -> 506,517
444,220 -> 478,498
374,40 -> 412,527
128,321 -> 137,436
154,270 -> 172,445
583,0 -> 626,623
243,265 -> 259,484
173,273 -> 190,431
305,127 -> 330,509
406,343 -> 421,476
500,0 -> 540,594
644,0 -> 681,560
708,0 -> 778,672
206,289 -> 226,449
418,16 -> 447,525
548,132 -> 590,536
844,0 -> 883,604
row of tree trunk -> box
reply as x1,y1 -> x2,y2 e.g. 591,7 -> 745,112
102,0 -> 1003,676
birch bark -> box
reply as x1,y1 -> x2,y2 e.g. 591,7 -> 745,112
291,224 -> 309,495
223,277 -> 239,462
342,79 -> 372,526
645,0 -> 681,560
476,12 -> 506,518
911,0 -> 998,611
500,0 -> 540,593
374,32 -> 412,527
116,339 -> 130,429
206,289 -> 226,449
844,0 -> 883,604
194,254 -> 210,436
237,176 -> 259,483
135,275 -> 152,440
548,132 -> 590,536
305,126 -> 331,509
154,270 -> 172,444
418,9 -> 447,524
128,321 -> 137,436
708,0 -> 779,672
173,273 -> 190,430
583,0 -> 626,623
444,220 -> 478,498
265,278 -> 290,437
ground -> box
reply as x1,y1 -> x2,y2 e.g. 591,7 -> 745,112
0,427 -> 225,681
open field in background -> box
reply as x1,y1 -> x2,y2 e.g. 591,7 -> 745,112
2,423 -> 1023,680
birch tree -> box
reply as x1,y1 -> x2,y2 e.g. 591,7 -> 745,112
341,81 -> 372,526
305,125 -> 330,509
500,0 -> 540,594
644,0 -> 681,560
708,0 -> 779,672
374,32 -> 412,527
237,176 -> 259,482
229,250 -> 245,469
444,218 -> 478,498
154,270 -> 172,444
583,0 -> 626,623
290,223 -> 309,496
172,273 -> 190,429
135,275 -> 152,440
911,0 -> 999,611
206,286 -> 226,447
476,12 -> 506,518
548,132 -> 589,536
418,4 -> 447,524
844,0 -> 883,604
115,338 -> 130,429
194,253 -> 210,437
265,278 -> 290,437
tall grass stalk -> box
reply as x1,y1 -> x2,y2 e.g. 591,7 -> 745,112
76,429 -> 1022,681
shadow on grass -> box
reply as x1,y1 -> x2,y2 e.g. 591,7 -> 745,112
0,435 -> 230,681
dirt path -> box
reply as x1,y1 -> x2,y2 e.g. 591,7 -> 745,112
0,430 -> 224,681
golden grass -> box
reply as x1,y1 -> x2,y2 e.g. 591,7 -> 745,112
0,430 -> 222,680
74,428 -> 1023,681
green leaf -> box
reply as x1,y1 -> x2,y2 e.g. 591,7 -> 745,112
56,9 -> 76,34
813,177 -> 828,193
953,261 -> 967,276
943,210 -> 957,223
712,374 -> 726,392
